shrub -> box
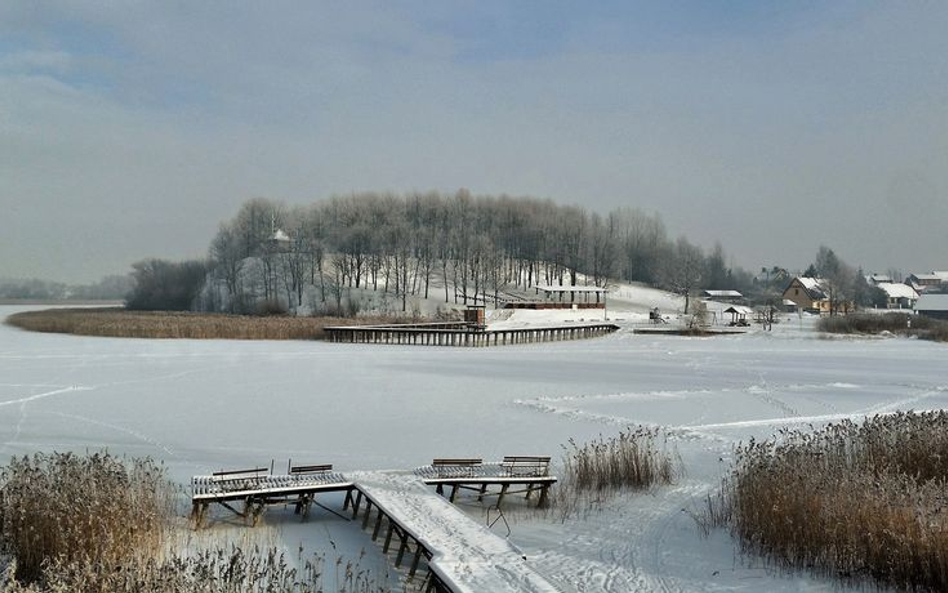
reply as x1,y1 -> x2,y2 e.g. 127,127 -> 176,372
126,258 -> 208,311
818,312 -> 948,342
723,412 -> 948,591
0,452 -> 174,584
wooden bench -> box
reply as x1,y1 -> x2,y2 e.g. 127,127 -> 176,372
208,467 -> 269,491
502,455 -> 551,478
289,463 -> 333,475
431,458 -> 483,478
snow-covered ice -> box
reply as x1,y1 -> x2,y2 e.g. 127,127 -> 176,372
2,304 -> 946,592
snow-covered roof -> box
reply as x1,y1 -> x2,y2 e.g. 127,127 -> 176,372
702,289 -> 743,298
270,229 -> 290,242
535,285 -> 607,293
877,283 -> 918,300
865,273 -> 892,284
797,277 -> 825,291
724,305 -> 754,315
910,273 -> 942,282
916,294 -> 948,312
933,271 -> 948,281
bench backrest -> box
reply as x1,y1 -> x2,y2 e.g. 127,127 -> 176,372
432,458 -> 482,466
209,467 -> 269,484
290,464 -> 333,475
502,456 -> 551,476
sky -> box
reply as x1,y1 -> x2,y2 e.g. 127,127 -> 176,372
1,1 -> 946,283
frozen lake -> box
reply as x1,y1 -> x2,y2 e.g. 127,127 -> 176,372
2,305 -> 946,592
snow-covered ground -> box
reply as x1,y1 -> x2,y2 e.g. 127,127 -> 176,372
2,304 -> 946,592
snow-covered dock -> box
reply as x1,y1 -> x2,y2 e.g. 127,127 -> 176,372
349,471 -> 560,593
325,321 -> 618,346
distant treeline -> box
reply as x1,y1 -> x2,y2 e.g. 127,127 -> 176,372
131,191 -> 772,314
0,275 -> 131,302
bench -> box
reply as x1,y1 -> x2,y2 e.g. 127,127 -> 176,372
431,458 -> 483,478
209,467 -> 269,490
289,464 -> 333,475
502,455 -> 551,478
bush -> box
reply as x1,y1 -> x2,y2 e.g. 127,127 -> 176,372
818,312 -> 948,342
126,259 -> 208,311
0,452 -> 174,584
723,412 -> 948,590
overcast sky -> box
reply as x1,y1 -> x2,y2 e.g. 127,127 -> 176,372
2,1 -> 946,283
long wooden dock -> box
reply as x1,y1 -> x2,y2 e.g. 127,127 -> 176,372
325,321 -> 618,346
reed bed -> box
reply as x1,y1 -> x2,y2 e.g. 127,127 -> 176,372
5,308 -> 415,340
1,546 -> 391,593
819,312 -> 948,342
555,427 -> 679,519
724,412 -> 948,591
0,452 -> 175,584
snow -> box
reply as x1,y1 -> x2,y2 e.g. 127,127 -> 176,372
3,304 -> 948,592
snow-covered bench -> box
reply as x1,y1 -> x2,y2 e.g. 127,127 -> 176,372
501,455 -> 551,478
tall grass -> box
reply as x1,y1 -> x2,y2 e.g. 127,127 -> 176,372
555,427 -> 679,519
723,412 -> 948,591
819,312 -> 948,342
0,452 -> 175,583
5,308 -> 418,340
0,452 -> 391,592
1,546 -> 390,593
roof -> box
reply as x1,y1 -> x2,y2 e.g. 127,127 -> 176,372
724,305 -> 754,315
270,229 -> 290,242
876,283 -> 918,300
916,294 -> 948,312
934,271 -> 948,281
910,273 -> 942,282
866,273 -> 892,284
702,290 -> 743,298
535,285 -> 608,293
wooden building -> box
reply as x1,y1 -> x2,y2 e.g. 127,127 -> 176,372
916,294 -> 948,321
782,277 -> 830,313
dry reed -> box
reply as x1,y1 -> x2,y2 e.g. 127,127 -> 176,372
1,546 -> 391,593
723,412 -> 948,591
0,452 -> 174,584
555,427 -> 680,519
5,308 -> 417,340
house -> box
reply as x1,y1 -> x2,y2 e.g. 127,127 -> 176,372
782,277 -> 830,313
915,294 -> 948,321
701,289 -> 743,302
906,273 -> 945,293
865,273 -> 892,285
875,282 -> 919,309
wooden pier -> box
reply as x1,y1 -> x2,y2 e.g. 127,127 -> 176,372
190,462 -> 561,592
190,464 -> 353,528
414,456 -> 556,508
325,321 -> 618,346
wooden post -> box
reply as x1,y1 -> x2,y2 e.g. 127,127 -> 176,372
372,509 -> 384,540
409,542 -> 424,577
383,523 -> 395,553
351,490 -> 363,519
497,483 -> 510,507
362,499 -> 373,528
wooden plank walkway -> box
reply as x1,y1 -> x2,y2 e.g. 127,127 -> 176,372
325,322 -> 618,346
349,472 -> 561,593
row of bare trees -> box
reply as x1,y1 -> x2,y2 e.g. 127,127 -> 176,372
202,191 -> 745,314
